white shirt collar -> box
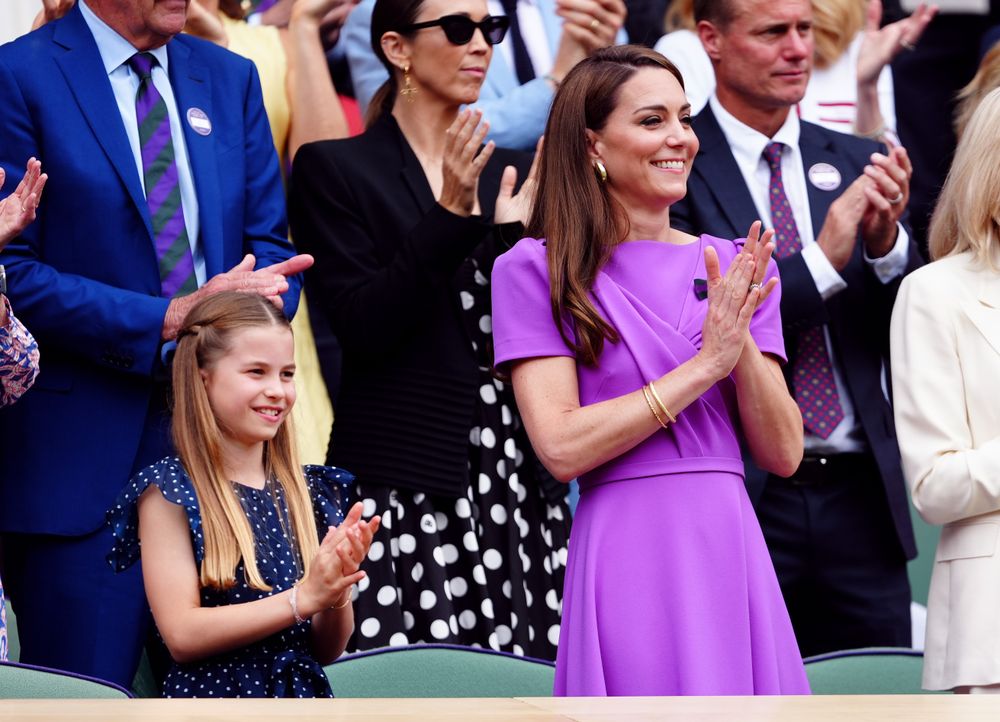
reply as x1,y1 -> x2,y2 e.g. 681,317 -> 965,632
708,93 -> 800,169
79,0 -> 170,77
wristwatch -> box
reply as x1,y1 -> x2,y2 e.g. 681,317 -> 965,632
0,265 -> 6,296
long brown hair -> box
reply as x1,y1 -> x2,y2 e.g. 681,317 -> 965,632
172,292 -> 319,591
366,0 -> 425,126
525,45 -> 685,366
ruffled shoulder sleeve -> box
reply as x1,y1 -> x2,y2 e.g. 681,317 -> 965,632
304,465 -> 355,533
106,456 -> 206,572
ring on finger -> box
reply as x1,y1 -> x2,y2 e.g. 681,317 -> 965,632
748,282 -> 762,292
589,17 -> 600,29
900,38 -> 916,51
888,192 -> 904,205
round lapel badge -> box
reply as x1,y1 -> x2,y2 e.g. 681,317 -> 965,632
808,162 -> 841,191
186,107 -> 212,136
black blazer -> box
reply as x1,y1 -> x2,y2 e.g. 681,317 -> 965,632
289,113 -> 532,497
670,106 -> 920,560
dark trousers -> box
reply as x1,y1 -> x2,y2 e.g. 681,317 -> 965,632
2,387 -> 171,688
2,527 -> 149,688
756,454 -> 911,658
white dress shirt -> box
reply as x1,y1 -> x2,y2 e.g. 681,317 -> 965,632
79,0 -> 206,288
708,94 -> 910,453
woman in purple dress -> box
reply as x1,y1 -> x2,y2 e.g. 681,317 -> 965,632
491,46 -> 810,696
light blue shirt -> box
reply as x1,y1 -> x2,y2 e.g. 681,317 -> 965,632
79,0 -> 206,287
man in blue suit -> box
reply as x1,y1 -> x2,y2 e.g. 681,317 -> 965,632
0,0 -> 310,686
670,0 -> 920,657
343,0 -> 627,150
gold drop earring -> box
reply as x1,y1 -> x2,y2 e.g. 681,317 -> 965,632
593,159 -> 608,184
400,64 -> 417,102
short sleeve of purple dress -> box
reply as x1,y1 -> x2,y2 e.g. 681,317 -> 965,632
492,236 -> 810,696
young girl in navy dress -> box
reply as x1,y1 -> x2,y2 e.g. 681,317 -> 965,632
108,291 -> 379,697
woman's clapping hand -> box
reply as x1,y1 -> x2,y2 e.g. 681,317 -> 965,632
438,109 -> 494,218
0,158 -> 47,250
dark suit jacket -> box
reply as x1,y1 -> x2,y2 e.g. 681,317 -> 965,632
290,113 -> 536,498
0,5 -> 298,535
671,106 -> 919,560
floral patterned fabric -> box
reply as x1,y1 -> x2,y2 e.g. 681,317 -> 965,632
0,296 -> 39,661
0,297 -> 39,409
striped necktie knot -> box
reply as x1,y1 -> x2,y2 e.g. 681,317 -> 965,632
128,52 -> 156,82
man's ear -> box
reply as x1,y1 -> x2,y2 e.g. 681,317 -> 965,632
380,31 -> 411,72
697,19 -> 724,63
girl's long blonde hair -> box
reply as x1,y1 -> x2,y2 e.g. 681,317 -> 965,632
927,86 -> 1000,267
172,291 -> 319,591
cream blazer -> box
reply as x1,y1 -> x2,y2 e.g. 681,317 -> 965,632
890,251 -> 1000,691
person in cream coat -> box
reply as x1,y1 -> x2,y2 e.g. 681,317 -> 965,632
891,86 -> 1000,694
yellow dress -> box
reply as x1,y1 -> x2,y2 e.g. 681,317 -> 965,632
221,14 -> 334,465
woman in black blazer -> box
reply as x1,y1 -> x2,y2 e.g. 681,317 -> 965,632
289,0 -> 570,659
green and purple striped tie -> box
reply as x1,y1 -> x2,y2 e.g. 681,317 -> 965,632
129,52 -> 197,298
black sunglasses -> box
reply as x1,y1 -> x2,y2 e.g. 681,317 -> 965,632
401,14 -> 510,46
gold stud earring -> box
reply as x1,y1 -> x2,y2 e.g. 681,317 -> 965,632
400,64 -> 417,102
593,159 -> 608,184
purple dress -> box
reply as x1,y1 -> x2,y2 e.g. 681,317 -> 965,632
491,236 -> 810,696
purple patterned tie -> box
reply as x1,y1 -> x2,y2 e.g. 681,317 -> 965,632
763,142 -> 844,439
129,53 -> 197,298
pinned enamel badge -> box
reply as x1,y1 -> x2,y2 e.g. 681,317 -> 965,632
807,162 -> 841,191
186,107 -> 212,136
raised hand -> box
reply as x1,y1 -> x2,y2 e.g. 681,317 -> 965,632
184,0 -> 228,46
438,110 -> 494,218
32,0 -> 75,29
739,221 -> 779,312
556,0 -> 626,54
698,247 -> 758,380
494,136 -> 543,225
298,502 -> 381,614
815,174 -> 870,271
860,146 -> 912,257
0,158 -> 48,250
857,0 -> 937,86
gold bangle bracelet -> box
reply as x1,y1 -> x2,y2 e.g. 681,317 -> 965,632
641,384 -> 669,429
646,382 -> 677,424
332,592 -> 352,610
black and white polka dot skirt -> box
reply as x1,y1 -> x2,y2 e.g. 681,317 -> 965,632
345,259 -> 572,660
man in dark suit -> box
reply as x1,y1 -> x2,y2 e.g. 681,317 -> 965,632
671,0 -> 920,657
0,0 -> 310,686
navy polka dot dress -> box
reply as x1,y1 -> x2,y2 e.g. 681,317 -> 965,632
107,457 -> 352,698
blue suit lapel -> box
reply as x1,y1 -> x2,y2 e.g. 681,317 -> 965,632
168,39 -> 224,278
690,106 -> 759,236
799,122 -> 842,242
52,5 -> 153,241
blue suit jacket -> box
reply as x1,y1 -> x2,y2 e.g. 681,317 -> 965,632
343,0 -> 627,150
670,106 -> 920,560
0,5 -> 298,535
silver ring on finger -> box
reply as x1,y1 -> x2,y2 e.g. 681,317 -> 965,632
888,192 -> 904,205
748,282 -> 762,292
900,38 -> 916,51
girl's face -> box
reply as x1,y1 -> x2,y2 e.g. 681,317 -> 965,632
402,0 -> 494,107
587,67 -> 699,213
200,325 -> 296,450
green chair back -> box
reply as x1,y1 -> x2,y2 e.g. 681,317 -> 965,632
326,644 -> 555,698
804,647 -> 944,695
0,662 -> 131,699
